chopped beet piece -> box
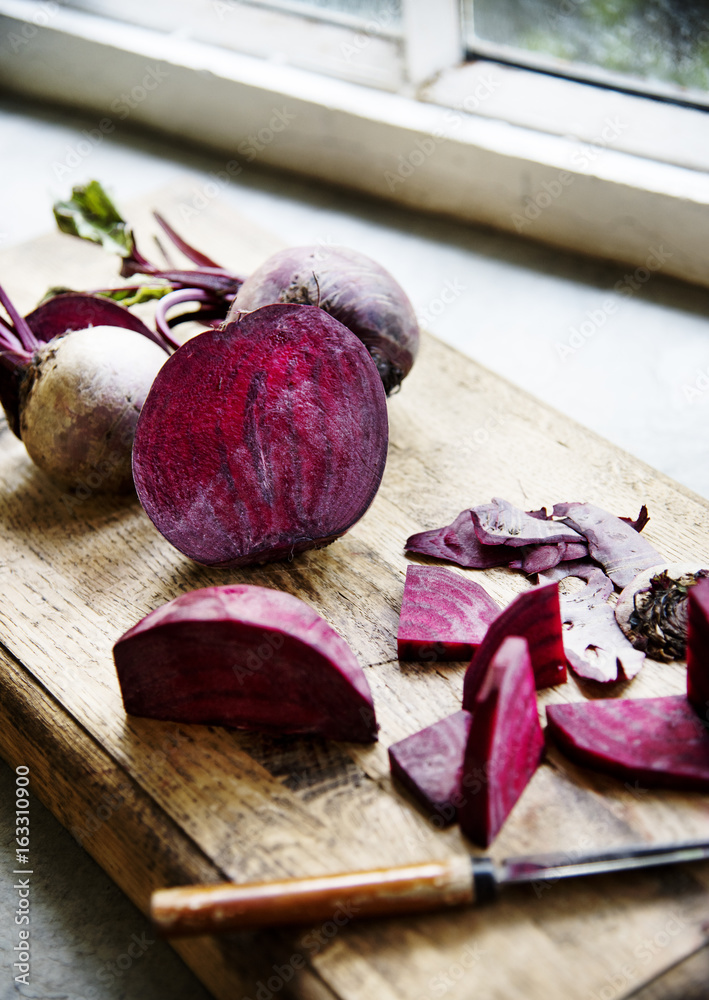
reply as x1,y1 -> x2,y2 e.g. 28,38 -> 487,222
458,636 -> 545,847
388,710 -> 472,823
471,498 -> 584,548
687,578 -> 709,720
462,583 -> 567,701
405,509 -> 516,569
397,565 -> 500,661
552,502 -> 663,590
560,571 -> 645,683
546,696 -> 709,790
113,584 -> 378,743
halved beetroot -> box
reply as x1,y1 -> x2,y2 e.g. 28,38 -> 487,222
546,697 -> 709,790
113,584 -> 378,742
397,565 -> 500,661
462,583 -> 567,702
687,578 -> 709,720
388,710 -> 472,823
132,304 -> 388,566
458,636 -> 545,847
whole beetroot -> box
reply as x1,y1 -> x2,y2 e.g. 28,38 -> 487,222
227,245 -> 419,394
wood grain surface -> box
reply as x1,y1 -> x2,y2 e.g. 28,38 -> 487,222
1,182 -> 709,1000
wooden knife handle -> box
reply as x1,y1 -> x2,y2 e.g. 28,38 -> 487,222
151,856 -> 485,937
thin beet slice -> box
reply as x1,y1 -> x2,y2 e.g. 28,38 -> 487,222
388,710 -> 472,823
397,565 -> 500,661
687,578 -> 709,720
113,584 -> 378,742
405,509 -> 517,569
560,570 -> 646,683
462,582 -> 567,702
471,498 -> 584,548
553,502 -> 663,590
26,292 -> 167,348
133,304 -> 388,567
546,696 -> 709,791
458,636 -> 545,847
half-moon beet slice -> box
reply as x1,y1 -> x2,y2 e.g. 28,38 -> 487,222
458,636 -> 545,847
546,697 -> 709,790
688,578 -> 709,719
462,582 -> 567,702
113,584 -> 378,743
397,565 -> 500,661
132,303 -> 388,566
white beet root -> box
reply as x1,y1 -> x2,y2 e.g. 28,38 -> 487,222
19,326 -> 167,494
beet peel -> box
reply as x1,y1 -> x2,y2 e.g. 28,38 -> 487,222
132,303 -> 389,567
113,584 -> 378,742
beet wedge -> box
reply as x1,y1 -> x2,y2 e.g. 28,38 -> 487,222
388,710 -> 472,823
687,578 -> 709,721
397,565 -> 500,661
546,696 -> 709,791
113,584 -> 378,742
462,582 -> 567,703
458,636 -> 545,847
132,304 -> 388,567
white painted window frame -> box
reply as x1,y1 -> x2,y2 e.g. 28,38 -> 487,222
1,0 -> 709,288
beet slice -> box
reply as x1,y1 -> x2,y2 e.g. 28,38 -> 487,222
113,584 -> 378,742
560,570 -> 646,683
471,498 -> 584,548
553,502 -> 663,590
462,582 -> 567,701
26,292 -> 165,347
397,565 -> 500,661
546,696 -> 709,790
458,636 -> 545,847
687,578 -> 709,720
132,304 -> 388,567
388,710 -> 472,823
405,509 -> 517,569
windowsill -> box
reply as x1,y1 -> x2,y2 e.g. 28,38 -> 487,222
1,0 -> 709,289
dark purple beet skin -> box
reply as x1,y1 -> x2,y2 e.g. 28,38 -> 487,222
113,584 -> 378,742
132,303 -> 389,567
227,245 -> 419,394
687,578 -> 709,720
458,636 -> 545,847
546,696 -> 709,790
397,565 -> 500,661
388,710 -> 472,823
462,583 -> 568,701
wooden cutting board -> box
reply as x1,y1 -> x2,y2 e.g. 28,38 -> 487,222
2,183 -> 709,1000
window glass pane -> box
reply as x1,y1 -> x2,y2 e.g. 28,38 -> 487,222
246,0 -> 402,28
463,0 -> 709,100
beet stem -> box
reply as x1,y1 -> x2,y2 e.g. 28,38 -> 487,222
155,288 -> 214,349
153,211 -> 226,270
0,283 -> 40,354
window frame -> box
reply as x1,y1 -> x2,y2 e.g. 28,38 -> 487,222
1,0 -> 709,289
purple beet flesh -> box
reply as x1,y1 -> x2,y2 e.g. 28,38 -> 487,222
397,565 -> 500,661
132,303 -> 389,567
113,584 -> 378,742
687,578 -> 709,721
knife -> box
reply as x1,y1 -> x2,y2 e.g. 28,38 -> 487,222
150,838 -> 709,938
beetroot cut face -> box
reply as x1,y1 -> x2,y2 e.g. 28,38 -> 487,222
458,636 -> 545,847
397,565 -> 500,661
546,696 -> 709,791
132,304 -> 389,567
687,578 -> 709,721
388,710 -> 472,824
462,583 -> 568,703
113,584 -> 378,742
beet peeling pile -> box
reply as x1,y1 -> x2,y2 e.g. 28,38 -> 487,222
113,585 -> 378,743
133,304 -> 389,567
